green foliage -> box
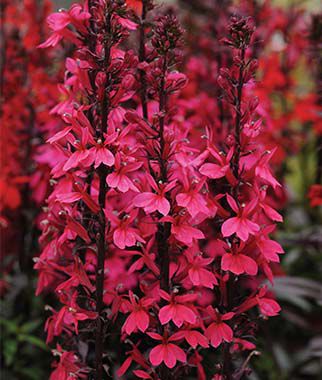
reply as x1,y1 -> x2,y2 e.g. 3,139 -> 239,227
0,268 -> 50,380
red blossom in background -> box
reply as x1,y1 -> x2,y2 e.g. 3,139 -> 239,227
0,0 -> 63,294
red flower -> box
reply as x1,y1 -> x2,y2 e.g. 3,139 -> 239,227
255,226 -> 284,263
147,332 -> 187,368
122,291 -> 154,335
106,152 -> 142,192
50,345 -> 87,380
134,175 -> 176,216
126,0 -> 143,16
257,287 -> 281,317
126,238 -> 160,276
200,147 -> 234,180
56,258 -> 95,294
158,290 -> 197,327
255,148 -> 281,189
186,249 -> 218,288
176,177 -> 209,217
39,4 -> 90,48
106,208 -> 145,249
308,184 -> 322,207
221,245 -> 258,276
235,286 -> 281,317
117,343 -> 150,377
165,215 -> 205,245
221,195 -> 260,241
182,330 -> 209,348
205,307 -> 234,348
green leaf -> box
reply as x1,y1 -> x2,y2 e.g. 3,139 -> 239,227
17,334 -> 48,350
20,320 -> 42,334
0,318 -> 19,334
4,339 -> 18,366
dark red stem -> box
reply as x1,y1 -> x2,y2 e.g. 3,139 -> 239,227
139,0 -> 148,120
94,6 -> 112,380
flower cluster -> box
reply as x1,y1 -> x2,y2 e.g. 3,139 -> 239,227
35,0 -> 287,377
36,1 -> 139,378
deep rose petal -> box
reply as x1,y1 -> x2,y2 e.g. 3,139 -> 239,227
106,172 -> 120,188
158,305 -> 172,325
94,147 -> 115,168
149,344 -> 165,367
167,344 -> 186,367
163,345 -> 176,369
258,298 -> 281,316
136,310 -> 149,332
175,305 -> 196,327
200,163 -> 226,179
222,253 -> 258,276
113,228 -> 127,249
123,313 -> 136,334
156,197 -> 170,216
221,217 -> 238,237
134,193 -> 155,208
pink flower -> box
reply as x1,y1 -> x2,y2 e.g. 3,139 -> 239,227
172,223 -> 205,245
205,306 -> 234,348
147,332 -> 186,368
39,4 -> 90,48
56,258 -> 95,293
92,134 -> 116,169
176,177 -> 209,217
126,238 -> 160,276
46,294 -> 97,339
105,208 -> 145,249
256,186 -> 283,222
221,246 -> 258,276
50,345 -> 87,380
56,182 -> 100,213
255,148 -> 281,189
199,147 -> 234,180
165,215 -> 205,245
182,330 -> 209,348
117,343 -> 150,377
258,297 -> 281,317
132,370 -> 153,379
134,175 -> 176,216
158,290 -> 197,327
255,227 -> 284,263
63,128 -> 95,171
221,194 -> 260,241
122,292 -> 154,335
235,287 -> 281,317
64,216 -> 91,243
232,338 -> 256,351
106,153 -> 142,192
165,71 -> 188,93
186,249 -> 218,288
257,287 -> 281,317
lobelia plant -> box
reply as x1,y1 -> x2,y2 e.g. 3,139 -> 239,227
36,1 -> 285,379
36,1 -> 140,379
